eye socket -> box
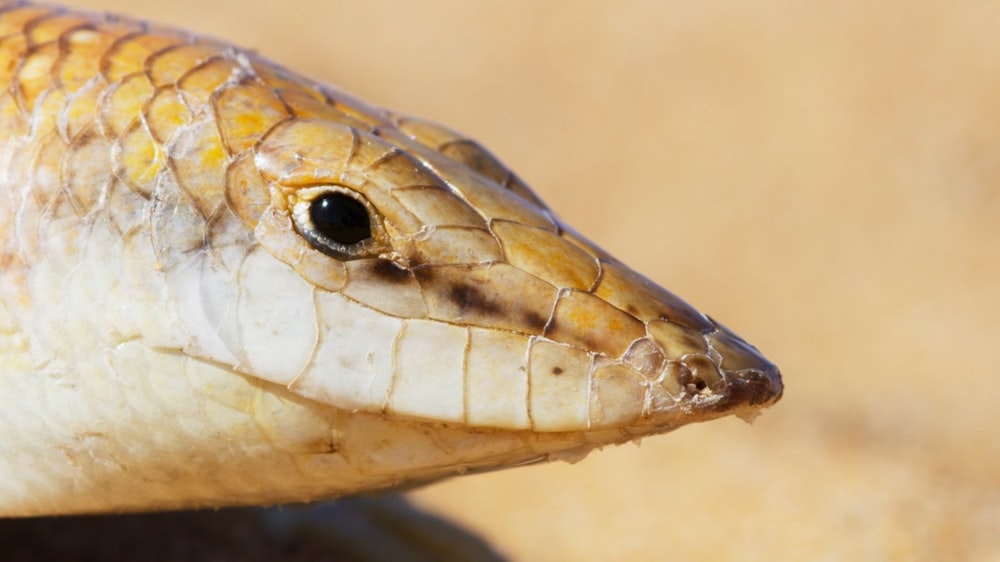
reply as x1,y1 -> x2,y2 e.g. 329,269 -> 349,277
291,186 -> 387,260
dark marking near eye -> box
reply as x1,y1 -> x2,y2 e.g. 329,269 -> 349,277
369,259 -> 411,283
552,366 -> 563,375
521,310 -> 547,332
448,283 -> 502,315
413,265 -> 434,282
413,267 -> 549,334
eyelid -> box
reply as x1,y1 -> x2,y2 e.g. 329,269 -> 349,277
290,185 -> 389,261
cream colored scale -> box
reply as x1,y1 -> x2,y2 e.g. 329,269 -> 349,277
0,2 -> 782,515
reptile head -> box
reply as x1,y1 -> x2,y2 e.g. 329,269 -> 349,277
0,4 -> 781,514
216,99 -> 783,436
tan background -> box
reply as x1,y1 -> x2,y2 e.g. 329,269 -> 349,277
61,1 -> 1000,560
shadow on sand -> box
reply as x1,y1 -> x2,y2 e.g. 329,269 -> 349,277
0,495 -> 507,562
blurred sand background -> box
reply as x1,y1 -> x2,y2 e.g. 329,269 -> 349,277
55,1 -> 1000,560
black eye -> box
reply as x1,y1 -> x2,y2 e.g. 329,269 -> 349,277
291,186 -> 388,261
310,192 -> 371,245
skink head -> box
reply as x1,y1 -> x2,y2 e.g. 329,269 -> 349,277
229,105 -> 783,436
0,3 -> 781,514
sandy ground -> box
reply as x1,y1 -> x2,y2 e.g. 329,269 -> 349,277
51,1 -> 1000,560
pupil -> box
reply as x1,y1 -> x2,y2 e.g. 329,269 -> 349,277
309,193 -> 371,245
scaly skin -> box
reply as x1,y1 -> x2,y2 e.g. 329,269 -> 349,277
0,2 -> 782,515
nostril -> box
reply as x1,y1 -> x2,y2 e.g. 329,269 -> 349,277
680,354 -> 724,393
679,371 -> 710,395
663,360 -> 716,396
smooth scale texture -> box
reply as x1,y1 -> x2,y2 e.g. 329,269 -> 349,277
0,2 -> 781,515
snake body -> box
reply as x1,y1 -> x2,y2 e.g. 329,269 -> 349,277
0,2 -> 781,516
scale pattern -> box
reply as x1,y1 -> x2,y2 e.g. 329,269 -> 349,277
0,2 -> 781,515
